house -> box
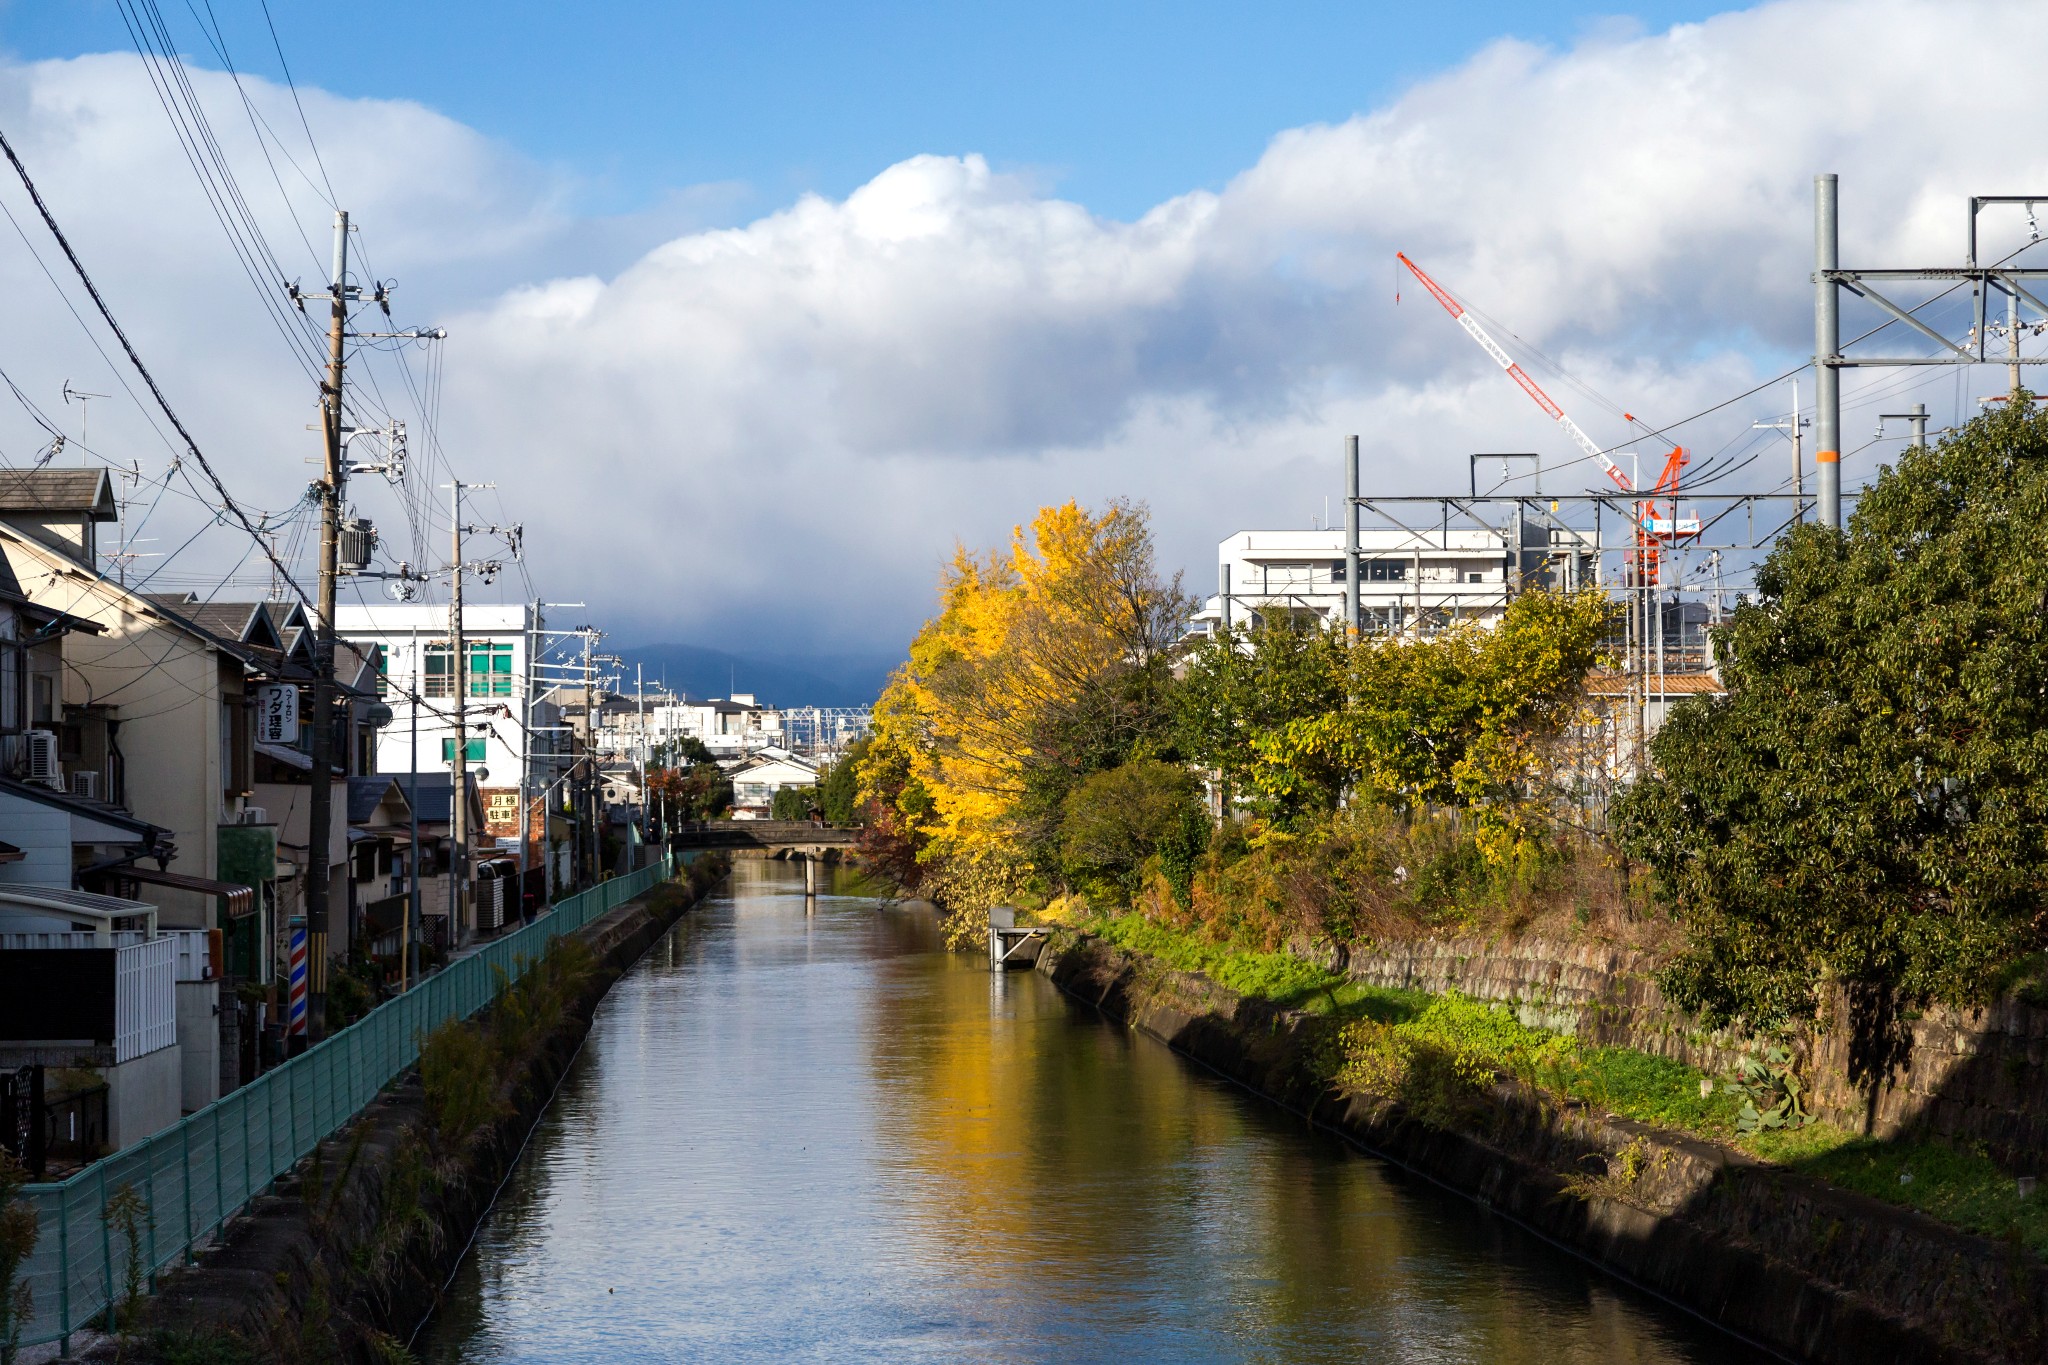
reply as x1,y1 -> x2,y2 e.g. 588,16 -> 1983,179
391,771 -> 487,950
345,776 -> 412,966
725,749 -> 820,820
1187,525 -> 1598,638
0,482 -> 272,947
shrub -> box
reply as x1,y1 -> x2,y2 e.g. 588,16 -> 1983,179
1059,759 -> 1203,904
0,1151 -> 36,1365
417,1019 -> 504,1150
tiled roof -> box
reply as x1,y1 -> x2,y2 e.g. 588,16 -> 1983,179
0,469 -> 116,518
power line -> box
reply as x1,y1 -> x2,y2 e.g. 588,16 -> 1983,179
0,125 -> 311,607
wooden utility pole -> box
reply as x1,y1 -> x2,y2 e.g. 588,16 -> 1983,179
305,209 -> 349,1040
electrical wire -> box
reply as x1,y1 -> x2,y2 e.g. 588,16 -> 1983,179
0,125 -> 311,607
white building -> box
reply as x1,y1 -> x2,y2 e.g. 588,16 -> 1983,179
335,603 -> 568,856
648,692 -> 786,759
1189,525 -> 1597,637
725,749 -> 820,819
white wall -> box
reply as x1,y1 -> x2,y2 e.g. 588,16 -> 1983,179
106,1043 -> 182,1149
0,792 -> 73,885
174,979 -> 218,1114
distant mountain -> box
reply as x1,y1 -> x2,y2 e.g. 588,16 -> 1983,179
612,642 -> 896,709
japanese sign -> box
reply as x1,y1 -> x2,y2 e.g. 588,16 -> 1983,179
256,683 -> 299,745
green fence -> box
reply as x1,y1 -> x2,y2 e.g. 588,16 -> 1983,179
13,853 -> 676,1349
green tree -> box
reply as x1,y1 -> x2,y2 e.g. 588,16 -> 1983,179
771,785 -> 818,821
816,739 -> 866,825
1616,402 -> 2048,1032
1058,758 -> 1203,903
1238,590 -> 1610,843
1173,616 -> 1348,823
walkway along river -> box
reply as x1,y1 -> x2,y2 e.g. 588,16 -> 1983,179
418,860 -> 1774,1363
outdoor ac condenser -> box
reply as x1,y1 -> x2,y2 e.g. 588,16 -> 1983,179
24,730 -> 59,787
70,770 -> 98,800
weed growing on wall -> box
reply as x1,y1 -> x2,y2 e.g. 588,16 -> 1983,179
0,1151 -> 35,1365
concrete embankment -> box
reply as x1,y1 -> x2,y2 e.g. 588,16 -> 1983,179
115,856 -> 731,1365
1040,932 -> 2048,1365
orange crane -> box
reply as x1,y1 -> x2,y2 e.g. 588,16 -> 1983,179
1396,252 -> 1695,582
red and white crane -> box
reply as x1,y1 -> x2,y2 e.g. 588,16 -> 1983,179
1396,252 -> 1695,579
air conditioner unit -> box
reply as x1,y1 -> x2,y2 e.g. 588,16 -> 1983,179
239,806 -> 268,826
24,730 -> 60,787
70,770 -> 98,800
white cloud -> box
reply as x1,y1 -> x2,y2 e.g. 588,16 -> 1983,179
0,0 -> 2040,677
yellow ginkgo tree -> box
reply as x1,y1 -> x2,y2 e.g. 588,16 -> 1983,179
860,499 -> 1188,925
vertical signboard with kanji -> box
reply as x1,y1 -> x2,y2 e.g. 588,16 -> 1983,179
257,684 -> 299,745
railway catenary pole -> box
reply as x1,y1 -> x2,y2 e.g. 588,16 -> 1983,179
1814,173 -> 1843,530
1344,435 -> 1361,636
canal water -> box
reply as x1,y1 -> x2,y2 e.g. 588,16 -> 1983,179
418,860 -> 1770,1364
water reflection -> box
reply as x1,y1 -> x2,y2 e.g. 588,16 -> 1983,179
419,860 -> 1766,1364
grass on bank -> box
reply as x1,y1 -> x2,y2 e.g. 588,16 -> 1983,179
1082,911 -> 2048,1255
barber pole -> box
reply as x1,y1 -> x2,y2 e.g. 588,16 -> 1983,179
288,924 -> 308,1037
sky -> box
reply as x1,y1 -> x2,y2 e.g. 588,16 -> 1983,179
0,0 -> 2041,695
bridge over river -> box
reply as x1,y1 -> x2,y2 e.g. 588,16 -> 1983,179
668,819 -> 859,860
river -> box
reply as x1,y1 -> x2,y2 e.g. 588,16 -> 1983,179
418,859 -> 1771,1364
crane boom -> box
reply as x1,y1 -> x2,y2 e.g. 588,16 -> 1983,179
1397,253 -> 1633,495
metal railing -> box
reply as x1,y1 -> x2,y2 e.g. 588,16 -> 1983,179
12,853 -> 675,1349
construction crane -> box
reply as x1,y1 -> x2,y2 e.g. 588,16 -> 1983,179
1396,252 -> 1696,581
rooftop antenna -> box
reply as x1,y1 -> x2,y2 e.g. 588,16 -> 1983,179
62,380 -> 109,460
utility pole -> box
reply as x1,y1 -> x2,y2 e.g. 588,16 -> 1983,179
1814,174 -> 1842,531
448,480 -> 468,945
1752,378 -> 1808,523
519,598 -> 539,916
1344,435 -> 1360,636
636,661 -> 647,869
305,209 -> 350,1040
405,618 -> 419,990
2011,286 -> 2025,398
582,629 -> 597,886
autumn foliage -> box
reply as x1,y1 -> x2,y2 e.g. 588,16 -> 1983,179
859,496 -> 1616,949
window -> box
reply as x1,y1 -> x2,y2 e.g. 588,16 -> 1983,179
440,737 -> 487,763
424,644 -> 454,698
1367,560 -> 1408,583
471,643 -> 514,697
372,644 -> 390,699
423,642 -> 514,698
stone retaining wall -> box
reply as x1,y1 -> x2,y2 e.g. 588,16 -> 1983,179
1344,935 -> 2048,1165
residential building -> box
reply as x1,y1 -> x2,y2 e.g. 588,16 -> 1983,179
646,692 -> 785,759
726,749 -> 820,820
337,602 -> 570,892
1188,525 -> 1598,637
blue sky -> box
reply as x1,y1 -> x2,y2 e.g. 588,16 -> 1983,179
0,0 -> 2030,680
3,2 -> 1725,220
